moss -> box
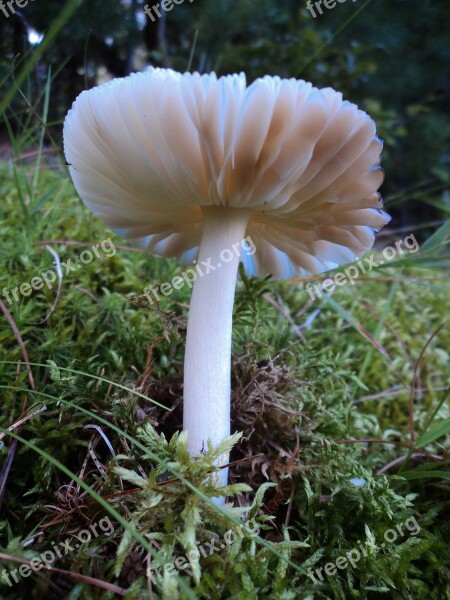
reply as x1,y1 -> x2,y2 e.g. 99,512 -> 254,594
0,162 -> 449,599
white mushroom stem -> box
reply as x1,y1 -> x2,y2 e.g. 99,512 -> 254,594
183,206 -> 251,491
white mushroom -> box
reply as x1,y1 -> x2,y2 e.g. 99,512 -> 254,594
64,69 -> 390,497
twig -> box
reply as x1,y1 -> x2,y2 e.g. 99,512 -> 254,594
284,484 -> 295,528
0,299 -> 35,390
34,239 -> 145,253
355,385 -> 448,404
72,286 -> 99,302
377,452 -> 442,475
0,404 -> 47,442
0,301 -> 38,509
408,323 -> 446,445
0,553 -> 127,596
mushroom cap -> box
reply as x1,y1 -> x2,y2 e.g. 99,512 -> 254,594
63,68 -> 390,278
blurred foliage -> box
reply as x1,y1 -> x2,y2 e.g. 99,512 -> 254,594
0,0 -> 449,229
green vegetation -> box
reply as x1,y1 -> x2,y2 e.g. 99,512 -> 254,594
0,156 -> 449,598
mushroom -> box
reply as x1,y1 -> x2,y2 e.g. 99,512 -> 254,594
63,69 -> 390,495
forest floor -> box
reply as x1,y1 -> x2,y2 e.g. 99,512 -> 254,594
0,155 -> 449,599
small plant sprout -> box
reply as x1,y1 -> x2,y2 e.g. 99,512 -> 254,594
63,69 -> 390,497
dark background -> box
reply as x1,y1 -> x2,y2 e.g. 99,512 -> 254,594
0,0 -> 449,231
